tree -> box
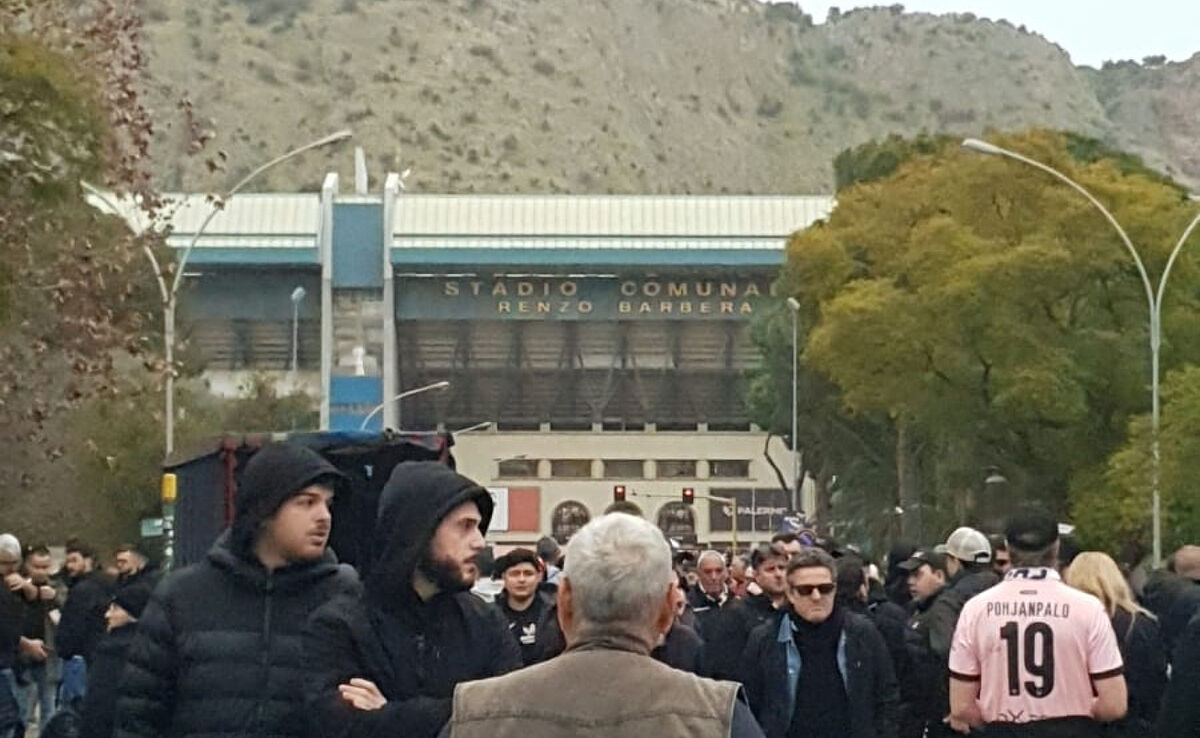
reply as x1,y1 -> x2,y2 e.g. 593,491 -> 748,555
762,129 -> 1200,546
1076,366 -> 1200,557
56,371 -> 319,548
0,2 -> 166,537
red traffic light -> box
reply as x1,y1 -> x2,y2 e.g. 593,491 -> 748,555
682,487 -> 695,505
613,485 -> 627,502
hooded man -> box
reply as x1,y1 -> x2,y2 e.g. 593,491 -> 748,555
304,461 -> 521,738
81,580 -> 153,738
115,443 -> 358,738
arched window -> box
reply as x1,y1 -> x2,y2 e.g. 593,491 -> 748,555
656,501 -> 697,541
551,501 -> 591,544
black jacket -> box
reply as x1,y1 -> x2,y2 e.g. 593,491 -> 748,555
81,624 -> 137,738
1143,572 -> 1200,657
740,610 -> 898,738
0,587 -> 24,669
56,570 -> 113,662
538,612 -> 705,674
115,443 -> 358,738
1157,609 -> 1200,738
902,568 -> 998,726
495,589 -> 558,667
698,594 -> 780,681
686,585 -> 731,638
303,461 -> 521,738
653,621 -> 704,674
1102,609 -> 1166,738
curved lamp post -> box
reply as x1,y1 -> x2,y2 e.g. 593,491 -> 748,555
359,379 -> 451,430
962,137 -> 1200,565
163,130 -> 352,456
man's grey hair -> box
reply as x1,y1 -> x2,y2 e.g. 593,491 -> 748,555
696,549 -> 727,568
563,513 -> 674,635
0,534 -> 21,561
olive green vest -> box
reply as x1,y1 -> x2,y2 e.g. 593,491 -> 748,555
448,641 -> 739,738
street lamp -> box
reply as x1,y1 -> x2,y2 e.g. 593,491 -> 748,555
786,297 -> 802,513
453,420 -> 495,435
290,286 -> 307,374
163,129 -> 353,456
962,137 -> 1200,565
359,379 -> 450,430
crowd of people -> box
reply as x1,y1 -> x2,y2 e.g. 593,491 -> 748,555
0,534 -> 159,738
1,442 -> 1199,737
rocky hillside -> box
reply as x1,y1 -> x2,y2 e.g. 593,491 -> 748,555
138,0 -> 1200,194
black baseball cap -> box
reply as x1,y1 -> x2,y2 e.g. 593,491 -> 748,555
897,549 -> 947,574
1005,509 -> 1059,552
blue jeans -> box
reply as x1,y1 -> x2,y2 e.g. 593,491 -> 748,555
0,669 -> 22,738
57,656 -> 86,707
15,661 -> 56,731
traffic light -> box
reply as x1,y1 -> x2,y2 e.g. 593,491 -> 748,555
682,487 -> 695,505
613,484 -> 627,502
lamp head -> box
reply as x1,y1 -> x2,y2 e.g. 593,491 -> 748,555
961,138 -> 1004,156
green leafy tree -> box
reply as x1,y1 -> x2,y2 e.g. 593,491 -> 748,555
60,372 -> 319,548
762,129 -> 1200,547
1076,366 -> 1200,558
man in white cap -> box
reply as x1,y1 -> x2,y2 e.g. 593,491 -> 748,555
901,528 -> 998,737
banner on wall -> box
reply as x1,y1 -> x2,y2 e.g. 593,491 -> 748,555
707,488 -> 791,533
486,487 -> 509,532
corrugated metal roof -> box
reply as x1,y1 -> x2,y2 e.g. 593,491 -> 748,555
164,194 -> 320,236
390,237 -> 787,251
392,195 -> 835,238
163,236 -> 316,249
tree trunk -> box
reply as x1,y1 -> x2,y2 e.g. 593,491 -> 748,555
896,418 -> 923,541
813,459 -> 835,536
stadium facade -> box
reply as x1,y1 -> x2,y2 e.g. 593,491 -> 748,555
100,174 -> 835,548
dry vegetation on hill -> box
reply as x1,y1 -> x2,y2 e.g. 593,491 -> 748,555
139,0 -> 1200,194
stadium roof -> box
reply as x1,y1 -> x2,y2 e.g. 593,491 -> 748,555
84,189 -> 836,266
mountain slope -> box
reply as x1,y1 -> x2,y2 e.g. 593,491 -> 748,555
139,0 -> 1199,194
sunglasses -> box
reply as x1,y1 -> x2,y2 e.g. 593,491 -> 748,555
791,583 -> 836,597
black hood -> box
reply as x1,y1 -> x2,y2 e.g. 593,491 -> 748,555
208,530 -> 342,590
365,461 -> 493,607
231,442 -> 346,558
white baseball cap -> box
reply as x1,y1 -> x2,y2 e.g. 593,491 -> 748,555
936,527 -> 992,564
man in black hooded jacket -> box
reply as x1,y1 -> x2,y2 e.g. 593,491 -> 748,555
304,461 -> 521,738
114,443 -> 359,738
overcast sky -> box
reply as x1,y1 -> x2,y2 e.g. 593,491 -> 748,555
793,1 -> 1200,68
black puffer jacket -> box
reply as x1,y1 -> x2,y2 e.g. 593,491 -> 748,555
81,624 -> 137,738
303,461 -> 521,738
57,569 -> 113,662
114,444 -> 358,738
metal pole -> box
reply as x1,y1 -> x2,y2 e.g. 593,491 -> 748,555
291,298 -> 300,374
791,306 -> 800,512
164,300 -> 175,456
1149,212 -> 1200,566
961,139 -> 1200,566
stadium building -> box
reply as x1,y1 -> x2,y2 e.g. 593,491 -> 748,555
97,172 -> 834,548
